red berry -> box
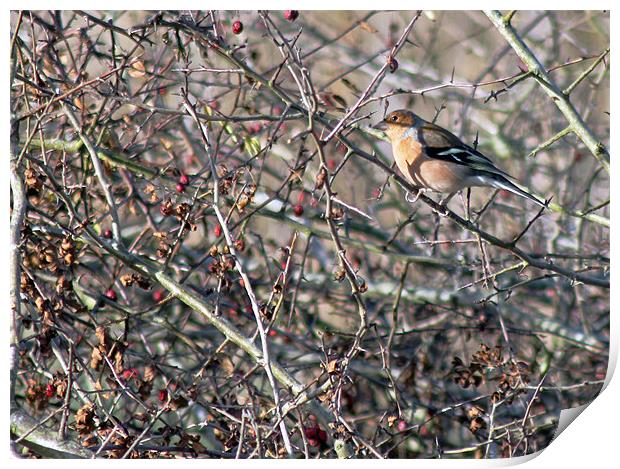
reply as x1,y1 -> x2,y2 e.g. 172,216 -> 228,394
304,425 -> 325,447
284,10 -> 299,21
176,183 -> 186,193
104,289 -> 117,301
232,20 -> 243,34
268,329 -> 277,337
45,383 -> 54,398
214,225 -> 222,237
103,229 -> 112,239
179,174 -> 190,185
293,204 -> 304,216
122,368 -> 137,380
250,122 -> 262,134
152,290 -> 164,302
327,158 -> 336,170
397,420 -> 408,432
304,426 -> 317,440
158,389 -> 168,402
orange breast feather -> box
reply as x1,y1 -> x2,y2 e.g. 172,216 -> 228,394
393,136 -> 467,192
394,136 -> 423,185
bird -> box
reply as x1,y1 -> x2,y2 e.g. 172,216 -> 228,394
373,110 -> 546,207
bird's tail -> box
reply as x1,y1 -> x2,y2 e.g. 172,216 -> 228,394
486,176 -> 547,207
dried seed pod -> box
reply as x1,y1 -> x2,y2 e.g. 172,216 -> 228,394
315,168 -> 327,190
236,194 -> 250,211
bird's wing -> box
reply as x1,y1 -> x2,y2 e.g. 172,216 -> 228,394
420,122 -> 513,179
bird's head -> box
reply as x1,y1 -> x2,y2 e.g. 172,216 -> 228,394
372,110 -> 420,142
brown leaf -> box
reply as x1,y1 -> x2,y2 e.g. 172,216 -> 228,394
469,416 -> 486,433
82,435 -> 98,448
95,326 -> 108,349
90,347 -> 103,370
466,405 -> 484,419
120,274 -> 134,287
326,359 -> 339,374
76,403 -> 96,434
128,59 -> 146,77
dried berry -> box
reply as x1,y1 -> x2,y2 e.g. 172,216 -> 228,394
248,122 -> 262,134
209,245 -> 219,257
160,199 -> 174,216
388,56 -> 398,73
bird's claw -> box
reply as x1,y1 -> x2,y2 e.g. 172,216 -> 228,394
405,190 -> 422,204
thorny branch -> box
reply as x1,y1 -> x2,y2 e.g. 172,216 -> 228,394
11,10 -> 608,459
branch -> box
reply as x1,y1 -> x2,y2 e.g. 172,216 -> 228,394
11,409 -> 93,458
10,121 -> 26,411
484,10 -> 609,173
28,148 -> 336,435
340,140 -> 609,288
321,11 -> 422,142
62,104 -> 124,245
182,94 -> 294,455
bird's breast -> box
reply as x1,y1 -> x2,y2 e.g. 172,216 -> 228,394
393,137 -> 470,193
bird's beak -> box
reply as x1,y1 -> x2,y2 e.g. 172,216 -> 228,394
372,120 -> 388,131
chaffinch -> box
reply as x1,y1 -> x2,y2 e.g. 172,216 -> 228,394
373,110 -> 545,207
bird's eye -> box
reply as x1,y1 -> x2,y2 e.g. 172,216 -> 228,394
391,115 -> 398,122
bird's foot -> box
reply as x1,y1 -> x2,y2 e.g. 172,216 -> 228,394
432,192 -> 456,217
405,189 -> 424,204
